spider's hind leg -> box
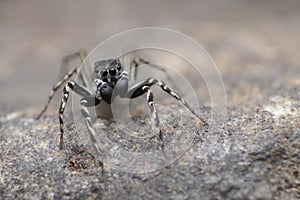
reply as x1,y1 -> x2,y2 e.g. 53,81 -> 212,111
36,65 -> 81,119
37,49 -> 92,119
59,49 -> 92,88
129,57 -> 176,89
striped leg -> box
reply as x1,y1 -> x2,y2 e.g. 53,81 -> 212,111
80,98 -> 104,175
130,57 -> 148,82
129,57 -> 174,85
127,78 -> 207,150
75,49 -> 93,89
36,65 -> 80,119
142,86 -> 164,150
37,49 -> 92,120
58,81 -> 95,149
128,78 -> 207,126
60,49 -> 92,88
155,79 -> 207,126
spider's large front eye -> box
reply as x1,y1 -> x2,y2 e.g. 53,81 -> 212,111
116,64 -> 121,71
102,70 -> 108,77
109,68 -> 116,75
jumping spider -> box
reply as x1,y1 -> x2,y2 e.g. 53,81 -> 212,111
37,50 -> 207,170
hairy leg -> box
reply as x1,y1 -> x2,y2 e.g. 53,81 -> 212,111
37,49 -> 93,119
58,81 -> 95,149
127,78 -> 207,150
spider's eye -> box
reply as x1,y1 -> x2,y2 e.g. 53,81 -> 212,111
116,64 -> 121,71
102,70 -> 108,77
109,68 -> 116,75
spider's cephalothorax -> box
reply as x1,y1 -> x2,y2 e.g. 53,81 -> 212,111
94,59 -> 123,82
94,59 -> 128,103
37,50 -> 207,173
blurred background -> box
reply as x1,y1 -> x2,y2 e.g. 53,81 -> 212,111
0,0 -> 299,116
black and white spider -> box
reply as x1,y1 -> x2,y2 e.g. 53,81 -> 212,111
37,50 -> 207,169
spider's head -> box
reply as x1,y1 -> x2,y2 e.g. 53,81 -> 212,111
94,59 -> 123,84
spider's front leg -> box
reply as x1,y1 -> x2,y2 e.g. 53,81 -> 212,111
142,85 -> 164,149
128,78 -> 207,125
127,80 -> 164,150
59,80 -> 104,175
58,81 -> 96,149
127,78 -> 208,149
79,97 -> 104,174
113,71 -> 163,149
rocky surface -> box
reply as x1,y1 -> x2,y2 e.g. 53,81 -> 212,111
0,90 -> 299,199
1,0 -> 300,199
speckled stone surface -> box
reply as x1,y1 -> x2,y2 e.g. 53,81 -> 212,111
0,92 -> 299,199
1,1 -> 300,199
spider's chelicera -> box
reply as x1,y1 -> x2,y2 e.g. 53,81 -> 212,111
37,50 -> 207,170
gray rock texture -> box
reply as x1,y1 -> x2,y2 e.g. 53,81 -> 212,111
1,1 -> 300,199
